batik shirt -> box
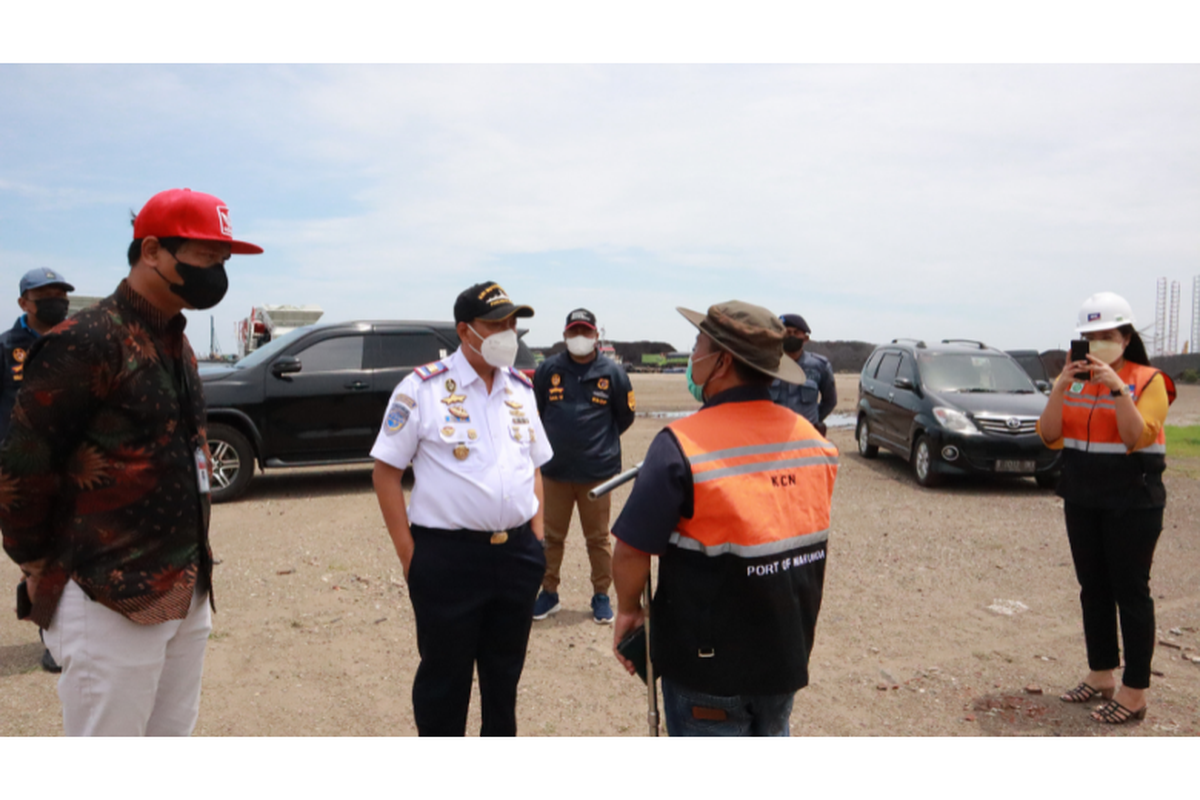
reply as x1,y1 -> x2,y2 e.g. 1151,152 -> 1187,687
0,280 -> 212,628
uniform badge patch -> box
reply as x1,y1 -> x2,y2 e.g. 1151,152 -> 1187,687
13,348 -> 26,363
597,377 -> 609,390
414,361 -> 449,381
1070,382 -> 1084,393
628,391 -> 636,411
551,373 -> 561,387
395,393 -> 416,408
447,406 -> 470,421
385,402 -> 411,434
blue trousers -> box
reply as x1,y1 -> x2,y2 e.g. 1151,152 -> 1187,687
408,523 -> 545,736
661,678 -> 796,736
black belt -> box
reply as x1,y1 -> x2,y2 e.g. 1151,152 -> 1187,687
411,521 -> 532,545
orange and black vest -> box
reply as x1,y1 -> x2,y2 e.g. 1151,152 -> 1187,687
1058,361 -> 1176,508
653,400 -> 838,696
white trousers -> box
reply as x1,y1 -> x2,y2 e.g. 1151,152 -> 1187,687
43,580 -> 212,736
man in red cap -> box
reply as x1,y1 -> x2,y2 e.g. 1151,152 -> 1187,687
0,188 -> 261,736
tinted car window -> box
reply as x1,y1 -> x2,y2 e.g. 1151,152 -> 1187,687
897,353 -> 918,383
376,333 -> 442,368
875,353 -> 901,385
918,353 -> 1034,393
297,336 -> 364,373
863,350 -> 884,379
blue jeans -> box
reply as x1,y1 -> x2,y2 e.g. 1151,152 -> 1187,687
661,678 -> 795,737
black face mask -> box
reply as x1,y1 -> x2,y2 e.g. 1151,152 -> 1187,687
783,335 -> 805,354
156,260 -> 229,310
33,297 -> 70,327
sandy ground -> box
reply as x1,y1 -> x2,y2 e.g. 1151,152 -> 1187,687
2,373 -> 1198,737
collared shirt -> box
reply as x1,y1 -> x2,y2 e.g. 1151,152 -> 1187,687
612,384 -> 771,555
0,280 -> 211,628
769,350 -> 836,424
370,347 -> 553,531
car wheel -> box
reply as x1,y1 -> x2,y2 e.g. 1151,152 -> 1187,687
856,417 -> 879,459
912,435 -> 942,487
1035,472 -> 1060,490
207,422 -> 255,503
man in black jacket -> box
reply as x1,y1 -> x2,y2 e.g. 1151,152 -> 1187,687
1,268 -> 75,444
1,267 -> 75,674
531,309 -> 635,623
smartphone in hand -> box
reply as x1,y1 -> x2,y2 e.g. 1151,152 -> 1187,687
1070,339 -> 1090,380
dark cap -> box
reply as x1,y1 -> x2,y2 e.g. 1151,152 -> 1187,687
678,301 -> 806,384
20,268 -> 75,295
779,313 -> 810,334
564,308 -> 597,331
454,281 -> 534,324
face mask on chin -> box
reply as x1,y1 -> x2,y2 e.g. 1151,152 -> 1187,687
155,259 -> 229,310
565,335 -> 596,357
468,324 -> 519,369
1089,339 -> 1125,365
686,351 -> 719,402
33,297 -> 70,327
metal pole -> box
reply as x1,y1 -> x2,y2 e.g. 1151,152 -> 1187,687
643,576 -> 659,736
587,462 -> 643,500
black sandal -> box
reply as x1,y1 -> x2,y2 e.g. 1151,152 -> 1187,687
1060,682 -> 1114,703
1091,699 -> 1147,724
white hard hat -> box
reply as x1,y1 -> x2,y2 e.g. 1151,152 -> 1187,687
1075,291 -> 1136,333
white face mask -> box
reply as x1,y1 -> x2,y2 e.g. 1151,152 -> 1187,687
468,325 -> 519,369
565,335 -> 596,357
1089,339 -> 1124,365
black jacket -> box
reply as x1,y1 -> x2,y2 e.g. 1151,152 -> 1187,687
0,316 -> 39,444
533,350 -> 635,483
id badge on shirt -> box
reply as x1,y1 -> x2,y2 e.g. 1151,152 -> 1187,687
195,447 -> 211,494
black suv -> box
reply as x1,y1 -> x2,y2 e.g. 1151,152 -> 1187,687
855,339 -> 1062,488
199,320 -> 536,502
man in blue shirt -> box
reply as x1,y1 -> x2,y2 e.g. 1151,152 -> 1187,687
1,267 -> 75,674
531,309 -> 635,624
768,313 -> 837,435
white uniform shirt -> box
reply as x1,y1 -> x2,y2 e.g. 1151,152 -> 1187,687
370,348 -> 553,531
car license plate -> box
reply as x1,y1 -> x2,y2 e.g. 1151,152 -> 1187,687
996,459 -> 1036,473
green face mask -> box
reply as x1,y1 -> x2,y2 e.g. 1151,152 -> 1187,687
686,351 -> 719,402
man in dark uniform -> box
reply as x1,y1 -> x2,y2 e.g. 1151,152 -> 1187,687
1,267 -> 75,674
611,301 -> 839,736
1,269 -> 75,443
531,308 -> 635,623
768,312 -> 837,435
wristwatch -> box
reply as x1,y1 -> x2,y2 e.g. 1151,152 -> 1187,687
1110,385 -> 1128,398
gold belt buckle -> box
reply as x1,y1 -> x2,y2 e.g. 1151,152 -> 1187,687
490,531 -> 508,545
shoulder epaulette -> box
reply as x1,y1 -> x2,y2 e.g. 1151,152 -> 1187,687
507,366 -> 533,388
414,361 -> 449,381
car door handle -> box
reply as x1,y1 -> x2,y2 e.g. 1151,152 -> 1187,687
888,392 -> 895,400
344,381 -> 370,391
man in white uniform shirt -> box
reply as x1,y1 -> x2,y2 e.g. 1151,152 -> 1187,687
371,281 -> 552,736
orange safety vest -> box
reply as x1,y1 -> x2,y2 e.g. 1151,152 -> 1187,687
1061,362 -> 1174,455
670,401 -> 839,552
1057,361 -> 1175,508
651,400 -> 838,695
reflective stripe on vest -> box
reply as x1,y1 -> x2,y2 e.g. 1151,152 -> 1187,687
1060,362 -> 1169,456
668,400 -> 838,553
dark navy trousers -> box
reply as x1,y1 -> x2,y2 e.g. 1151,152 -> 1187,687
1063,502 -> 1163,690
408,523 -> 545,736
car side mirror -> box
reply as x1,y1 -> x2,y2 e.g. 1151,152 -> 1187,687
270,355 -> 302,380
894,376 -> 915,391
1035,380 -> 1050,393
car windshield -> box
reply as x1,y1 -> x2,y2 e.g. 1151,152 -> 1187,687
233,326 -> 312,370
918,353 -> 1036,393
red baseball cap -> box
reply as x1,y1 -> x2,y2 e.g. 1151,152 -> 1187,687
133,188 -> 263,255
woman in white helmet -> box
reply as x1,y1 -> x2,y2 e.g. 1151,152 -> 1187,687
1038,291 -> 1176,724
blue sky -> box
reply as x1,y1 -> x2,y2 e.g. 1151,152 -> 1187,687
3,59 -> 1199,355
